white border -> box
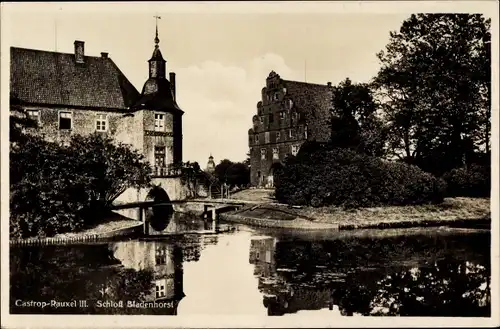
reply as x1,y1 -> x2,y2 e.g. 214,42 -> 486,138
1,1 -> 499,328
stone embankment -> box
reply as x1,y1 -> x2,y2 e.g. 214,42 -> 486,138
10,218 -> 142,246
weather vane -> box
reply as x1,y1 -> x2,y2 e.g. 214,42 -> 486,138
154,15 -> 161,46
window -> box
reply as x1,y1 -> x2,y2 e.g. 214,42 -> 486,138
255,134 -> 259,143
291,145 -> 299,156
265,132 -> 270,144
155,246 -> 166,265
261,148 -> 267,160
304,125 -> 308,139
292,112 -> 298,122
279,111 -> 285,120
26,110 -> 40,123
273,93 -> 279,101
155,282 -> 166,298
154,146 -> 166,168
269,113 -> 274,123
273,148 -> 279,160
276,131 -> 281,141
288,99 -> 293,109
96,114 -> 107,132
259,116 -> 264,124
154,113 -> 165,131
59,112 -> 72,130
289,129 -> 293,139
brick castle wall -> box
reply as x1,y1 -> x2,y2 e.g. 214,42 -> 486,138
248,72 -> 333,187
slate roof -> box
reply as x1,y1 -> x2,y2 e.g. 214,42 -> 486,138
281,79 -> 333,119
10,47 -> 140,110
133,78 -> 183,114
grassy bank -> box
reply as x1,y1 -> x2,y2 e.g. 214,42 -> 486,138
223,197 -> 490,230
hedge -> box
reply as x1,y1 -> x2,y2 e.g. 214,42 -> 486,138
275,143 -> 446,208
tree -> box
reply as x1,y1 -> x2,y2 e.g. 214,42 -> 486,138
175,161 -> 206,198
373,14 -> 491,175
66,133 -> 152,209
10,133 -> 152,238
214,159 -> 250,188
330,78 -> 387,157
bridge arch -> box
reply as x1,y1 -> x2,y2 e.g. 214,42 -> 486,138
145,185 -> 174,232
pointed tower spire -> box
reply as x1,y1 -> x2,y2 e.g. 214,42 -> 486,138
154,15 -> 161,47
149,15 -> 166,78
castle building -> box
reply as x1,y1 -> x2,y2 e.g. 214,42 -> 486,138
248,71 -> 333,187
10,25 -> 184,194
205,154 -> 216,174
111,240 -> 184,314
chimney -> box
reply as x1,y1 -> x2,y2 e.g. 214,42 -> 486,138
327,82 -> 332,87
169,72 -> 176,101
101,52 -> 108,59
74,40 -> 85,64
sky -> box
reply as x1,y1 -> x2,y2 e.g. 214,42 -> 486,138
2,2 -> 497,167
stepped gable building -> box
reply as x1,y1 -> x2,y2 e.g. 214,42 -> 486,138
248,71 -> 333,187
10,25 -> 183,180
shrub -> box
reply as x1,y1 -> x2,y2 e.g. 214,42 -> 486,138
442,164 -> 490,197
275,142 -> 446,208
10,133 -> 151,238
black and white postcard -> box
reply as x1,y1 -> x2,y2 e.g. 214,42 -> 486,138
1,1 -> 498,328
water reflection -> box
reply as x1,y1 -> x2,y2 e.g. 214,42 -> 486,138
148,211 -> 212,235
248,230 -> 491,317
10,232 -> 218,314
10,218 -> 491,317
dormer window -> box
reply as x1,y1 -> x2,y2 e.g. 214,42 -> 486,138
154,113 -> 165,131
273,93 -> 279,101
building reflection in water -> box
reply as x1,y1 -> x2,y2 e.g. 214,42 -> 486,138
248,233 -> 491,317
147,211 -> 210,235
110,240 -> 184,314
249,236 -> 306,316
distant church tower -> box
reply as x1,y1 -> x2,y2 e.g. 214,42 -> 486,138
132,17 -> 184,169
206,154 -> 216,174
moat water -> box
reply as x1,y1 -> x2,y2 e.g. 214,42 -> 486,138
10,212 -> 491,316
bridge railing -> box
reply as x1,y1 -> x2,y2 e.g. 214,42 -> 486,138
153,165 -> 182,177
